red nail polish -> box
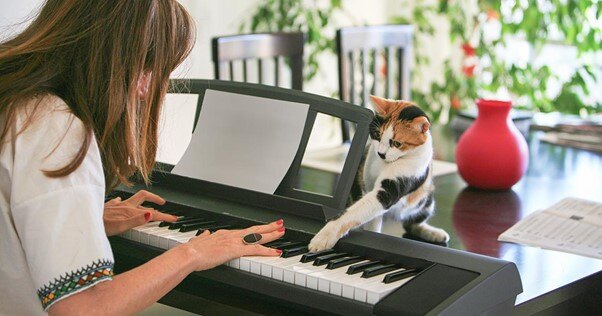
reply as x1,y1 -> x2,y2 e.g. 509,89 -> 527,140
278,227 -> 285,232
144,212 -> 151,221
276,219 -> 283,225
276,249 -> 282,255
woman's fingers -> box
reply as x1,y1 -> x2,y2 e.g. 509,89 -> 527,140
116,206 -> 177,223
242,219 -> 284,235
257,228 -> 286,245
243,244 -> 282,257
125,190 -> 166,206
122,212 -> 151,229
197,230 -> 211,237
105,212 -> 150,236
104,197 -> 122,206
149,210 -> 179,222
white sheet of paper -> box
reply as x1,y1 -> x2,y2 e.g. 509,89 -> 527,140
499,198 -> 602,259
155,93 -> 198,165
172,89 -> 309,194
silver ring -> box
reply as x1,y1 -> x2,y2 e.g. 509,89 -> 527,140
242,233 -> 262,245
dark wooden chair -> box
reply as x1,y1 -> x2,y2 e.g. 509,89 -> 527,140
337,25 -> 413,142
212,32 -> 304,90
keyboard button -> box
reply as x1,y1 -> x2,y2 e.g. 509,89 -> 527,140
269,256 -> 307,281
197,224 -> 232,234
159,216 -> 185,227
326,256 -> 364,270
281,246 -> 309,258
383,268 -> 420,283
361,264 -> 397,278
168,217 -> 208,230
306,260 -> 371,295
264,240 -> 289,248
313,253 -> 348,266
300,249 -> 335,263
347,261 -> 381,274
275,242 -> 306,250
179,221 -> 217,232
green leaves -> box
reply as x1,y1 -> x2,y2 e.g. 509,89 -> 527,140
393,0 -> 600,121
240,0 -> 341,82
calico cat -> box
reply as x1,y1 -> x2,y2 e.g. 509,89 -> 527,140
308,96 -> 449,252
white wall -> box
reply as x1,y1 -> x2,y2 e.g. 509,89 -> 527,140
174,0 -> 261,79
0,0 -> 41,40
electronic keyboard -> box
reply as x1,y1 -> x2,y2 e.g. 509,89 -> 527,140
109,183 -> 522,316
108,80 -> 521,314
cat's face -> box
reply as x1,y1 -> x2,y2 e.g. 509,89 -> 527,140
368,95 -> 430,162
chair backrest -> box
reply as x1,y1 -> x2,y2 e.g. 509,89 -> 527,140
337,25 -> 413,142
212,32 -> 304,90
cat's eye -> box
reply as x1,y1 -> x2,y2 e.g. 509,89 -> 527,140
389,140 -> 402,147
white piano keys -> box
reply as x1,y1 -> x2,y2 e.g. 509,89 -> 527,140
243,255 -> 297,278
365,274 -> 416,304
269,256 -> 305,281
239,258 -> 251,272
173,231 -> 198,244
119,224 -> 416,305
156,230 -> 181,249
227,258 -> 240,269
121,229 -> 131,239
307,260 -> 371,295
340,266 -> 391,301
353,269 -> 403,303
129,221 -> 158,242
147,226 -> 168,247
293,262 -> 330,289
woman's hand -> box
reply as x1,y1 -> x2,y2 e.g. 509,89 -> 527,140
182,220 -> 286,271
103,190 -> 178,236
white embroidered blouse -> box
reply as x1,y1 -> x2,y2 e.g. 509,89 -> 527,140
0,95 -> 114,314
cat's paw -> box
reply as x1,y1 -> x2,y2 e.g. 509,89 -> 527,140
411,223 -> 450,243
308,227 -> 340,252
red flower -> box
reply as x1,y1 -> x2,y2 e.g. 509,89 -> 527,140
380,56 -> 387,77
463,64 -> 476,77
461,43 -> 476,56
486,9 -> 500,21
451,96 -> 461,110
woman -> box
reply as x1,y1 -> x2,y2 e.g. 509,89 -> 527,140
0,1 -> 283,314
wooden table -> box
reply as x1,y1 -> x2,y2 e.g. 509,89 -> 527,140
375,125 -> 602,314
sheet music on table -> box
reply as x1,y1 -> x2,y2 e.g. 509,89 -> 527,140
498,198 -> 602,259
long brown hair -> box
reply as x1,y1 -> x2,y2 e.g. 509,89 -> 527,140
0,0 -> 195,190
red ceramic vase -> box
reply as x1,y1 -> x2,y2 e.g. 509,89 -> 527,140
455,99 -> 529,190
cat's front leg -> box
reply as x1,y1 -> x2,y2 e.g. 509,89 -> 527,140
363,216 -> 383,232
309,191 -> 386,252
307,220 -> 345,251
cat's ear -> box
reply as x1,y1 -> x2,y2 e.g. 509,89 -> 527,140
413,116 -> 430,133
370,95 -> 393,115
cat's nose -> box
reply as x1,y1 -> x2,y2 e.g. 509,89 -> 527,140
378,152 -> 386,159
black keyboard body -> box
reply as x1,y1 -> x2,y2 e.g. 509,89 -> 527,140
109,172 -> 522,316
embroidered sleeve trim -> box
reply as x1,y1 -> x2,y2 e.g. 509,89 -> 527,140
37,259 -> 114,309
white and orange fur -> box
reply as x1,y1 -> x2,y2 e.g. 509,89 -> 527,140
308,96 -> 449,252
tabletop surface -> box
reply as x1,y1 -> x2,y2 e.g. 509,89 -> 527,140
376,125 -> 602,306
